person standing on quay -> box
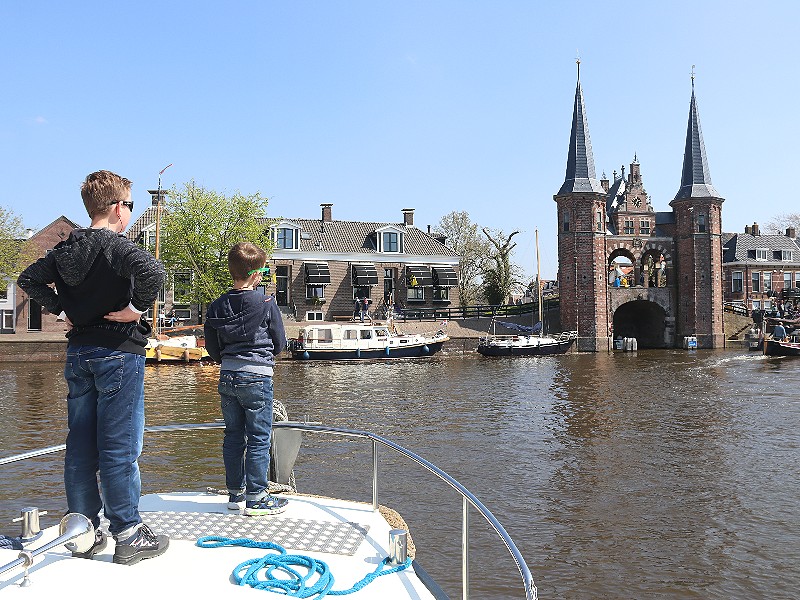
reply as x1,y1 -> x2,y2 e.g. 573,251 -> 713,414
204,242 -> 288,516
17,170 -> 169,565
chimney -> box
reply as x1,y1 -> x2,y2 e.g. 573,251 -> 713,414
321,203 -> 332,222
600,175 -> 609,193
752,222 -> 760,236
786,227 -> 796,239
744,225 -> 751,235
402,208 -> 414,227
26,228 -> 36,239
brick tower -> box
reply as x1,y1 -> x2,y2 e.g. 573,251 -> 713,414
553,62 -> 610,352
670,78 -> 725,348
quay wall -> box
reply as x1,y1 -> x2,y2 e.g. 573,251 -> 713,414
0,310 -> 754,362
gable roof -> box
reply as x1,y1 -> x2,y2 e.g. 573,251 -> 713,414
266,218 -> 458,257
722,232 -> 800,263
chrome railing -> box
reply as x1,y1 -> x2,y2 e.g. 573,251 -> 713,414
1,421 -> 536,600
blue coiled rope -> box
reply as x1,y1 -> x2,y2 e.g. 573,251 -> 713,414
197,535 -> 412,598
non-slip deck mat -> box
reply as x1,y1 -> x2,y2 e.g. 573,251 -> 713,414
141,511 -> 369,556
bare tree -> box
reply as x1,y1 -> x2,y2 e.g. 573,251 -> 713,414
764,212 -> 800,235
434,211 -> 490,306
481,228 -> 522,305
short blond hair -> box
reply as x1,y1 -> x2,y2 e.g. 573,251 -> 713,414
81,170 -> 132,218
228,242 -> 267,281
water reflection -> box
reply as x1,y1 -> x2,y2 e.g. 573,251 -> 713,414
1,351 -> 799,599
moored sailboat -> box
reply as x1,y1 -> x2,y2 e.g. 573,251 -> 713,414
477,229 -> 576,357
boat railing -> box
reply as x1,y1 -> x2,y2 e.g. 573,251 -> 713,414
0,421 -> 536,600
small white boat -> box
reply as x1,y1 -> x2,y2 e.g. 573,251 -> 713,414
0,422 -> 535,599
289,323 -> 448,360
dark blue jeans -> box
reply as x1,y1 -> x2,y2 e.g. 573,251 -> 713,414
219,371 -> 274,501
63,346 -> 146,536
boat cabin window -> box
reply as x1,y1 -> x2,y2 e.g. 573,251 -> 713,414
311,328 -> 333,342
343,329 -> 358,340
375,328 -> 389,338
360,330 -> 373,339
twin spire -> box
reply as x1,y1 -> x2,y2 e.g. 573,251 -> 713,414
557,60 -> 605,195
559,63 -> 721,201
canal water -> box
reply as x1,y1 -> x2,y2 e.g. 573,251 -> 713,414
1,349 -> 798,599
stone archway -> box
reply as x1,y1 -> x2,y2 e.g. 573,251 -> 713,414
612,300 -> 668,348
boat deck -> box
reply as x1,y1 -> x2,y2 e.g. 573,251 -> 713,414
0,491 -> 437,598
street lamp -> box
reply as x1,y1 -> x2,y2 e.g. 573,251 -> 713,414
151,163 -> 173,335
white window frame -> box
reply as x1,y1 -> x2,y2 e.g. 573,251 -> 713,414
623,219 -> 635,235
2,310 -> 13,330
375,226 -> 404,253
382,231 -> 400,253
305,311 -> 324,321
763,271 -> 772,292
752,271 -> 761,293
640,220 -> 651,235
408,287 -> 425,301
796,271 -> 800,289
755,248 -> 769,261
276,227 -> 295,250
432,287 -> 450,302
782,250 -> 794,261
784,272 -> 792,290
173,305 -> 191,320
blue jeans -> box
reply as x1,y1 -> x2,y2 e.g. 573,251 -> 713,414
63,346 -> 146,536
219,371 -> 274,501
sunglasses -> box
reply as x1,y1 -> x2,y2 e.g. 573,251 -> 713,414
109,200 -> 135,212
247,266 -> 271,276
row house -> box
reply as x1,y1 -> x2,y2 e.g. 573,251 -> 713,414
722,223 -> 800,313
269,204 -> 460,322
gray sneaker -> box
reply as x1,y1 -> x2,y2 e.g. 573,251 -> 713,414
72,529 -> 107,559
113,524 -> 169,565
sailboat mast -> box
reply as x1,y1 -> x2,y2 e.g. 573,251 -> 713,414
536,229 -> 543,336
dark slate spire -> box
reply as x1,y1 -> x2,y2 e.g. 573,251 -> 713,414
674,76 -> 719,200
558,61 -> 605,196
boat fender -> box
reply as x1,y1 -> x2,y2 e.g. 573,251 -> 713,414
356,348 -> 361,358
385,346 -> 390,356
302,351 -> 310,360
422,345 -> 429,354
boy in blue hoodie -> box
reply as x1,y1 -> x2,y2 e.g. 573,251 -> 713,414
204,242 -> 288,516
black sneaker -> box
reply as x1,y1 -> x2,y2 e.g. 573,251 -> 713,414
72,529 -> 107,559
113,524 -> 169,565
228,492 -> 246,510
244,495 -> 288,516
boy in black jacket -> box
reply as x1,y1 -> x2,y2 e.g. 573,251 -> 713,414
204,242 -> 288,516
17,170 -> 169,565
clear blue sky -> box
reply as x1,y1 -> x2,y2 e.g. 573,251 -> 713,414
2,1 -> 797,279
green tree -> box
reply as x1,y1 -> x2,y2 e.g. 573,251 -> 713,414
481,228 -> 522,305
159,183 -> 274,306
0,205 -> 37,282
434,211 -> 490,306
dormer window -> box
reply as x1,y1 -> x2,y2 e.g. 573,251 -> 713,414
277,228 -> 294,249
782,250 -> 794,261
755,248 -> 769,261
271,222 -> 301,251
376,226 -> 404,253
383,231 -> 399,252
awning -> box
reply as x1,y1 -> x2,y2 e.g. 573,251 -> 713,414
304,262 -> 331,285
406,265 -> 433,287
351,264 -> 378,286
432,266 -> 458,288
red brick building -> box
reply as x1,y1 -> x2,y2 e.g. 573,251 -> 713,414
554,67 -> 724,350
